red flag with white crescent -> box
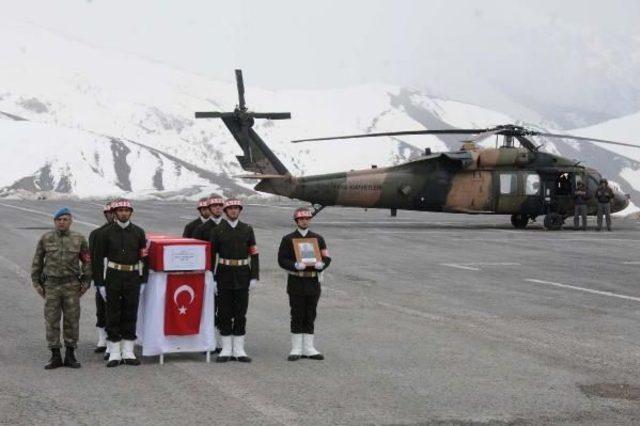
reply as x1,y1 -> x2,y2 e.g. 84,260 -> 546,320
164,273 -> 205,336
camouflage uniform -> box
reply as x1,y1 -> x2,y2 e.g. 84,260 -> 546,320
596,184 -> 615,231
31,230 -> 91,349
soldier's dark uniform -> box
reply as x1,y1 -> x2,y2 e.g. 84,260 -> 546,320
94,200 -> 148,367
193,215 -> 224,241
573,182 -> 590,230
192,195 -> 225,350
182,197 -> 210,238
595,180 -> 615,231
183,217 -> 205,239
278,208 -> 331,360
88,202 -> 113,353
31,208 -> 91,369
210,199 -> 259,362
192,194 -> 225,242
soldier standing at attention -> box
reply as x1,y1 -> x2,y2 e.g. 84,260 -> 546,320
595,178 -> 615,231
573,181 -> 590,231
88,201 -> 114,355
31,207 -> 91,369
210,198 -> 259,363
192,194 -> 225,241
94,199 -> 148,367
193,194 -> 225,351
182,197 -> 210,238
278,207 -> 331,361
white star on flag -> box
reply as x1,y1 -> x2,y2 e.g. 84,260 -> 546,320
178,305 -> 187,315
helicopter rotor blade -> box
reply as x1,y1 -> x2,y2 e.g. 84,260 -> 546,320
533,132 -> 640,149
235,69 -> 246,110
195,111 -> 235,119
292,128 -> 492,143
252,112 -> 292,120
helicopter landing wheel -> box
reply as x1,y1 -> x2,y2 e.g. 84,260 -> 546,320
543,213 -> 564,231
510,213 -> 529,229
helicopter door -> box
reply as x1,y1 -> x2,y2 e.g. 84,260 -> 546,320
495,172 -> 521,214
552,172 -> 576,215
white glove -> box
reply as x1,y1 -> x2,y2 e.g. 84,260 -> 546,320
99,286 -> 107,301
213,281 -> 218,296
249,279 -> 258,290
314,261 -> 325,270
140,283 -> 146,295
294,262 -> 306,271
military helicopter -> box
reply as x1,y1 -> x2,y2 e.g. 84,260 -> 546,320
195,70 -> 633,230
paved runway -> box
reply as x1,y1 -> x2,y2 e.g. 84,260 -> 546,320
1,200 -> 640,425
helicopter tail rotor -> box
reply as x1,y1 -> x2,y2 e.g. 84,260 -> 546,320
195,69 -> 292,175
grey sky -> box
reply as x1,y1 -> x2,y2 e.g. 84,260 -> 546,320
5,0 -> 640,126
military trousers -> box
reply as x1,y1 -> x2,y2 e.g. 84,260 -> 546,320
573,204 -> 588,230
105,269 -> 141,342
217,288 -> 249,336
95,289 -> 106,328
44,281 -> 81,349
289,293 -> 320,334
596,202 -> 612,230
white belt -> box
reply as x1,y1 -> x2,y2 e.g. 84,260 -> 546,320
107,261 -> 140,272
288,270 -> 318,278
218,258 -> 250,266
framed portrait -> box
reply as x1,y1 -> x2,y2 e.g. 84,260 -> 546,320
292,238 -> 322,265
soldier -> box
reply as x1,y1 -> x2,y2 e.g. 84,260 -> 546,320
573,181 -> 590,230
277,207 -> 331,361
94,199 -> 148,367
88,201 -> 114,355
182,197 -> 211,238
31,207 -> 91,369
192,194 -> 225,241
192,194 -> 225,351
595,178 -> 615,231
210,198 -> 259,363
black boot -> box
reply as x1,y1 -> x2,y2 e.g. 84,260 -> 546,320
63,347 -> 81,368
44,348 -> 63,370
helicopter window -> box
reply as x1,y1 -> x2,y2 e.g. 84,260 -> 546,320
555,173 -> 572,195
587,175 -> 599,193
500,173 -> 517,195
525,174 -> 540,195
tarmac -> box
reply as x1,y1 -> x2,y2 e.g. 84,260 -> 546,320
1,200 -> 640,425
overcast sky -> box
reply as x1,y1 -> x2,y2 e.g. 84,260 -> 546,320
3,0 -> 637,88
4,0 -> 640,126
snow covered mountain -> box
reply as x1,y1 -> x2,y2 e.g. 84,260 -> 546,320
1,21 -> 640,207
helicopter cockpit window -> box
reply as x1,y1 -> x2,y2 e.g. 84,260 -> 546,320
525,173 -> 540,195
500,173 -> 517,195
587,174 -> 600,193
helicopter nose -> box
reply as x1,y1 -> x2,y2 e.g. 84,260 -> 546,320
612,190 -> 630,212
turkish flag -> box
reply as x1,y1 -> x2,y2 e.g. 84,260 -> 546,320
164,273 -> 205,336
